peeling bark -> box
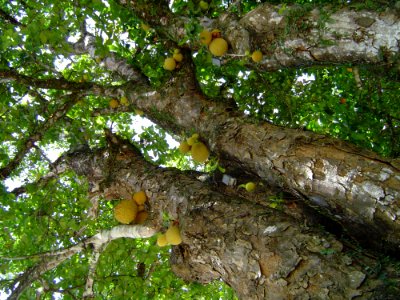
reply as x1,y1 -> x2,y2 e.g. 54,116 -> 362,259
64,33 -> 400,253
119,1 -> 400,69
115,67 -> 400,254
51,25 -> 400,253
238,3 -> 400,68
61,134 -> 400,299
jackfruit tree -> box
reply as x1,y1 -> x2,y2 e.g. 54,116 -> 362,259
0,0 -> 399,299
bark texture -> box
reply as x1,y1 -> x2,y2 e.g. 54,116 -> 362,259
62,134 -> 400,299
119,1 -> 400,69
237,3 -> 400,68
116,65 -> 400,254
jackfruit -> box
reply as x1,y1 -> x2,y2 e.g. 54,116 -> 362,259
209,38 -> 228,56
191,142 -> 209,163
211,29 -> 221,39
165,225 -> 182,245
186,133 -> 199,146
109,99 -> 119,109
135,211 -> 148,224
120,96 -> 129,106
245,182 -> 256,192
135,109 -> 144,116
251,50 -> 263,63
179,141 -> 191,154
157,234 -> 168,247
199,30 -> 212,45
199,1 -> 208,10
141,23 -> 150,31
114,199 -> 138,224
163,57 -> 176,71
133,191 -> 147,205
173,52 -> 183,62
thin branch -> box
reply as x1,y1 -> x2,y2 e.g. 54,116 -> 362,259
7,225 -> 157,300
0,8 -> 23,26
0,92 -> 81,179
0,68 -> 95,91
71,34 -> 147,84
83,242 -> 109,299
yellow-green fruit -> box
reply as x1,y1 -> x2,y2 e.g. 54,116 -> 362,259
135,211 -> 148,224
245,182 -> 256,192
109,99 -> 119,109
187,133 -> 199,146
199,1 -> 208,10
114,199 -> 138,224
186,137 -> 196,146
120,96 -> 129,106
163,57 -> 176,71
133,191 -> 147,205
209,38 -> 228,56
157,234 -> 168,247
199,30 -> 212,45
135,109 -> 144,116
165,225 -> 182,245
141,23 -> 150,31
251,50 -> 263,63
191,142 -> 209,163
174,48 -> 181,55
179,141 -> 191,154
173,52 -> 183,62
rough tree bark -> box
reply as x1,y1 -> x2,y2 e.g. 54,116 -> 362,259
102,2 -> 400,253
79,56 -> 400,255
52,132 -> 399,299
3,20 -> 399,254
118,1 -> 400,69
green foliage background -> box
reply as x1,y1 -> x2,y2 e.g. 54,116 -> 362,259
0,0 -> 399,298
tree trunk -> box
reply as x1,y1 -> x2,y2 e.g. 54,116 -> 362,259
61,133 -> 399,299
114,65 -> 400,255
66,14 -> 400,253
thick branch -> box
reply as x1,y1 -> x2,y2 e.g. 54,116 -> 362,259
121,1 -> 399,69
60,133 -> 400,299
107,63 -> 400,254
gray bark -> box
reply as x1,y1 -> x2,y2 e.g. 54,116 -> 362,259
68,29 -> 400,253
62,133 -> 400,299
119,1 -> 400,69
115,66 -> 400,255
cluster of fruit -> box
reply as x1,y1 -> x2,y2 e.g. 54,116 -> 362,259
178,133 -> 210,163
199,28 -> 263,63
108,96 -> 129,109
199,29 -> 228,56
163,48 -> 184,71
114,191 -> 149,225
157,223 -> 182,246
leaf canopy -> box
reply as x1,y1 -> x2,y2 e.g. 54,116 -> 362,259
0,0 -> 399,298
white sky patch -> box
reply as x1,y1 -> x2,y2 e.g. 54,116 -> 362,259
296,73 -> 315,83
